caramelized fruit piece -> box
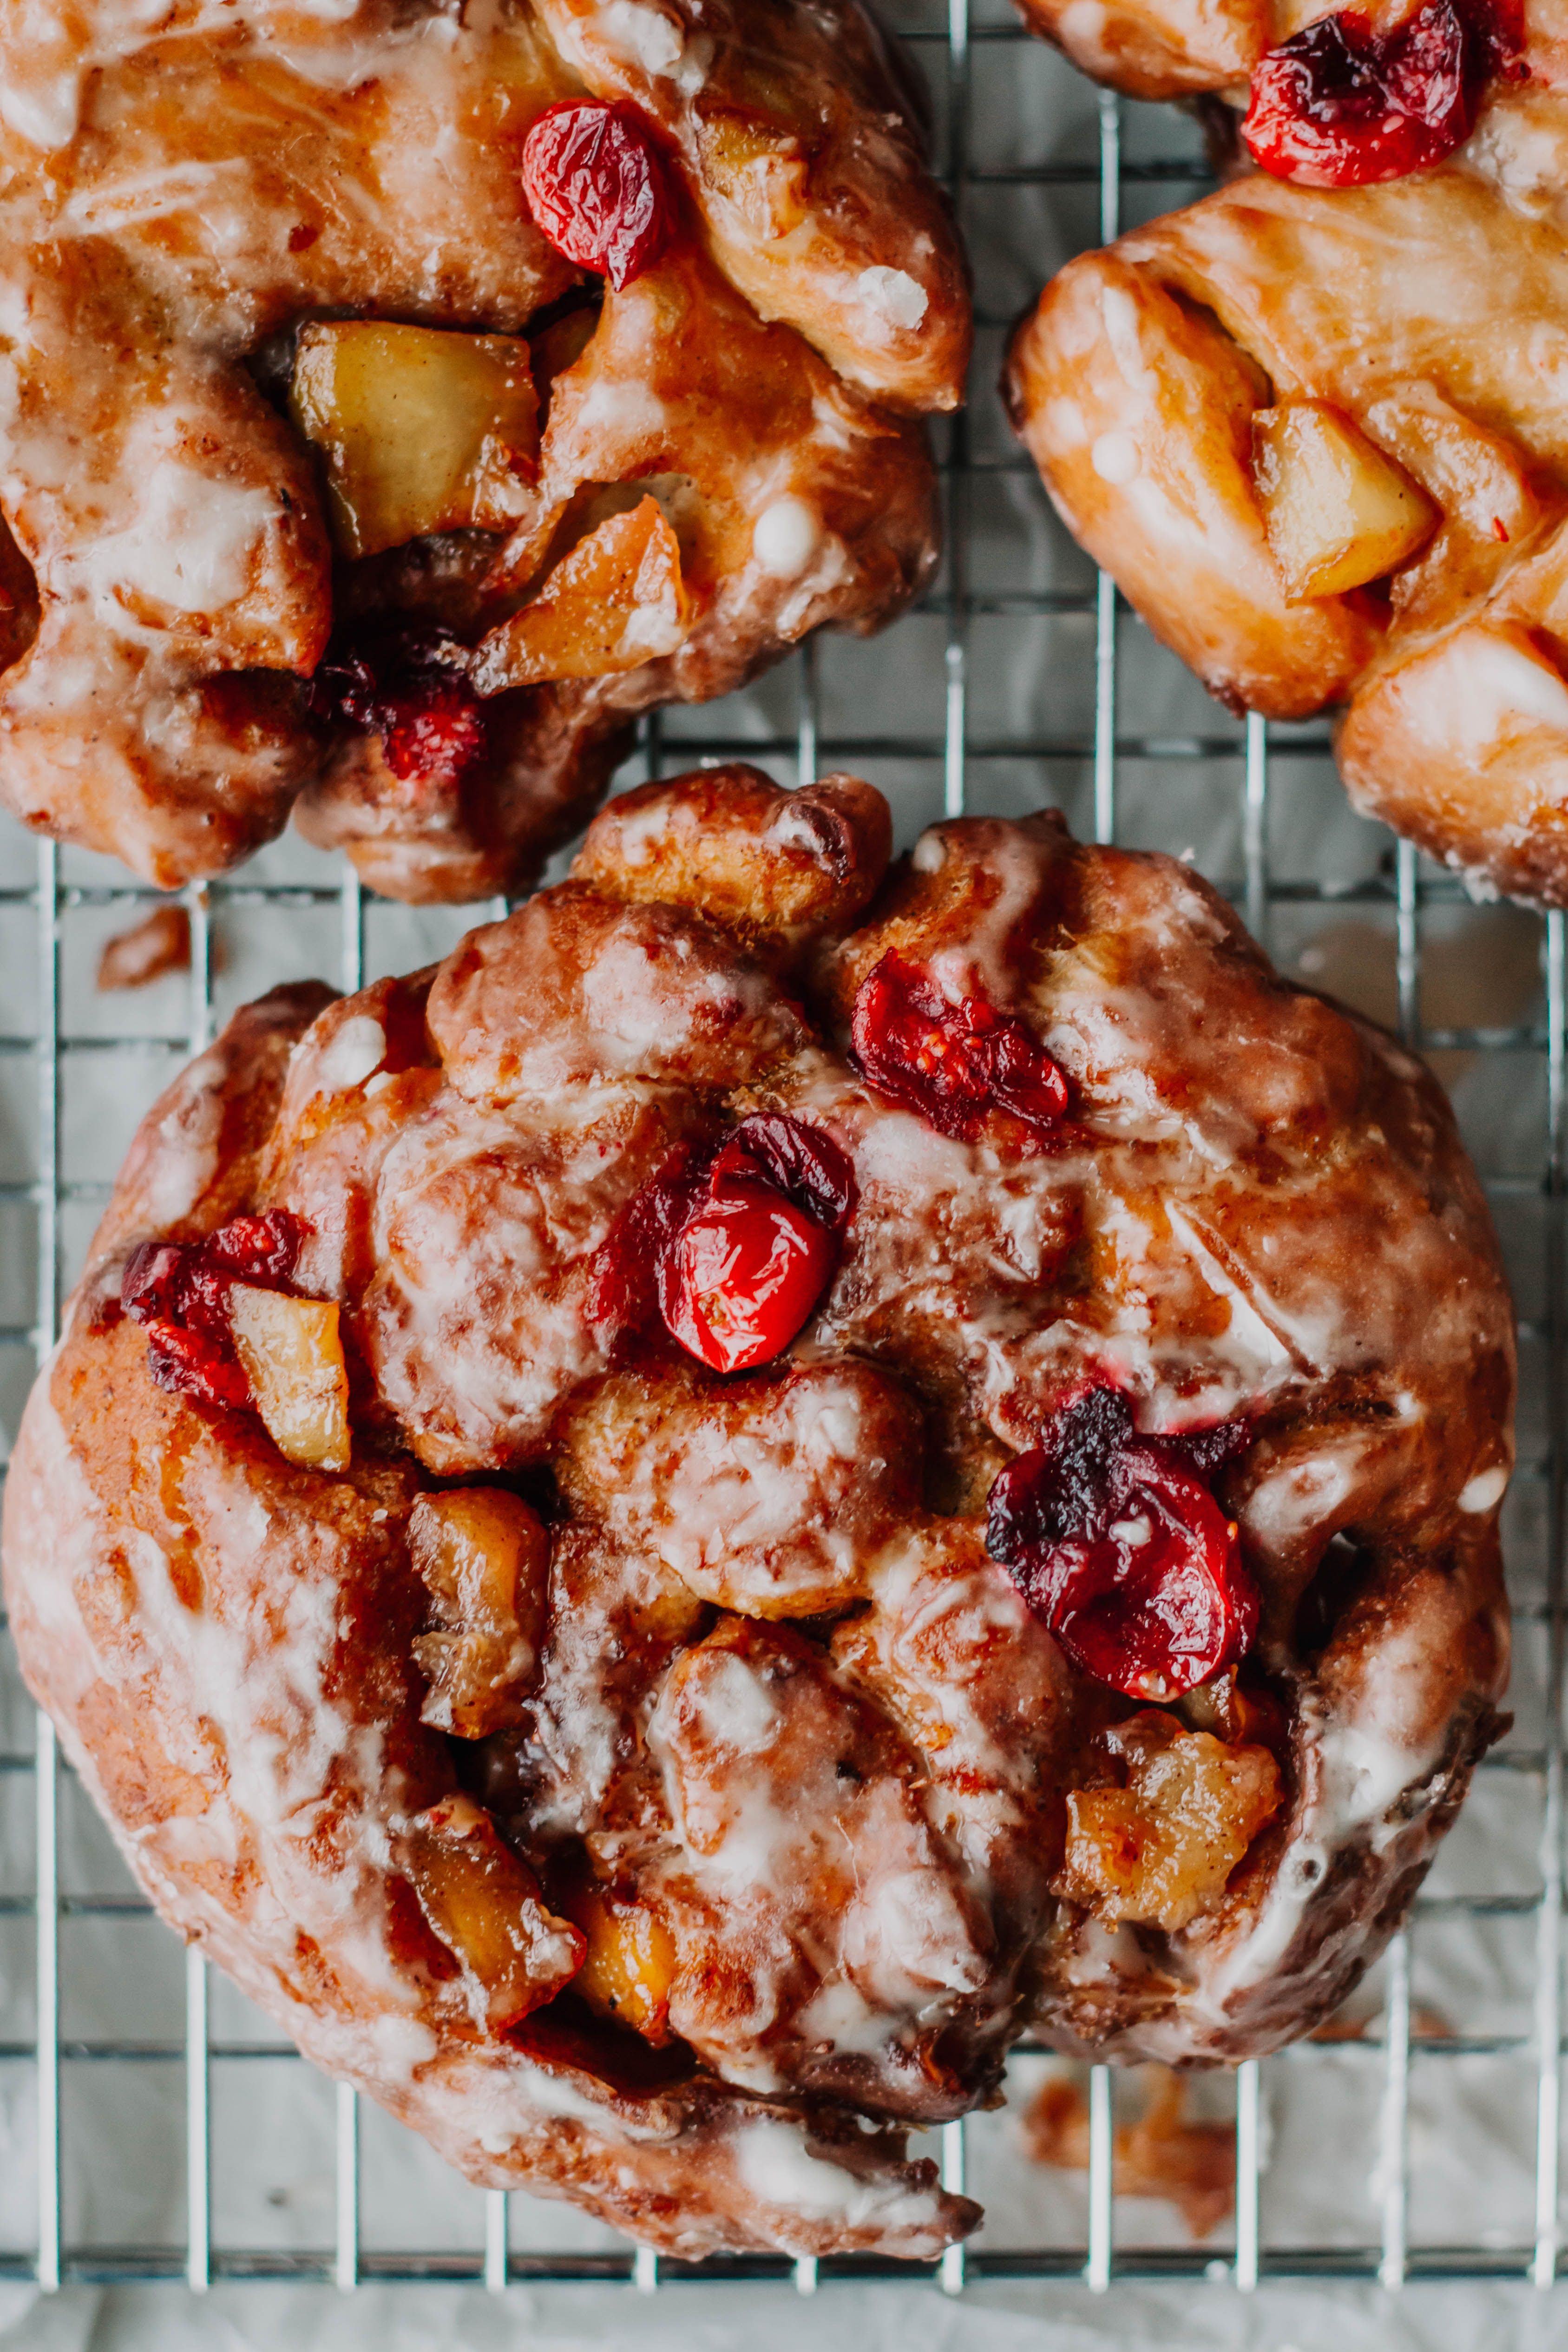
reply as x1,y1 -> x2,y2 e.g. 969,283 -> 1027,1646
470,498 -> 691,693
851,950 -> 1068,1142
228,1285 -> 351,1471
1251,401 -> 1437,600
695,109 -> 809,239
290,322 -> 539,559
520,99 -> 676,289
1242,0 -> 1522,188
563,1884 -> 677,2041
399,1795 -> 584,2033
986,1387 -> 1257,1701
410,1488 -> 548,1738
1054,1710 -> 1282,1932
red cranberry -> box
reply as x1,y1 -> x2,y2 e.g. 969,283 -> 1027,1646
851,952 -> 1068,1143
1242,0 -> 1523,187
120,1241 -> 193,1328
521,100 -> 676,291
660,1180 -> 837,1373
122,1210 -> 308,1412
592,1115 -> 853,1369
379,680 -> 485,790
986,1386 -> 1258,1700
309,630 -> 487,802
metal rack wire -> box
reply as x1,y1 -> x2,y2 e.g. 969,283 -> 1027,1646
0,1 -> 1563,2306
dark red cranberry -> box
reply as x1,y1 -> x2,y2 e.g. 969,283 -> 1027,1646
137,1319 -> 253,1412
1242,0 -> 1524,187
379,680 -> 485,789
592,1114 -> 852,1370
851,952 -> 1068,1143
121,1242 -> 191,1328
520,100 -> 676,290
309,629 -> 487,802
588,1146 -> 708,1333
706,1113 -> 857,1239
986,1386 -> 1258,1701
122,1210 -> 308,1412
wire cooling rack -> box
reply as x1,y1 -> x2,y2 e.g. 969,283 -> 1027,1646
0,0 -> 1562,2308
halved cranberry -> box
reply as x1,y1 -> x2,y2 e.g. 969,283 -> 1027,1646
122,1209 -> 308,1411
660,1179 -> 837,1373
851,952 -> 1068,1143
309,629 -> 487,802
521,100 -> 676,291
986,1386 -> 1257,1700
1242,0 -> 1523,188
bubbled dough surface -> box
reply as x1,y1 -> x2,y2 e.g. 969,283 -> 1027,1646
0,773 -> 1514,2254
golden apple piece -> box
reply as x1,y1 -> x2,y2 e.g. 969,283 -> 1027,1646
563,1883 -> 678,2042
1053,1712 -> 1281,1933
409,1487 -> 548,1739
695,108 -> 810,239
399,1795 -> 584,2033
289,321 -> 539,559
469,497 -> 692,693
227,1284 -> 351,1472
1251,400 -> 1437,602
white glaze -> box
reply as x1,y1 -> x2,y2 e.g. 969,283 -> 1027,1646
855,265 -> 928,333
315,1013 -> 385,1094
752,495 -> 820,578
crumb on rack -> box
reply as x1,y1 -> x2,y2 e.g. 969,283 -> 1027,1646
96,904 -> 192,992
1023,2064 -> 1236,2240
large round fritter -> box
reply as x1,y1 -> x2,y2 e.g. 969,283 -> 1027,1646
3,765 -> 1512,2258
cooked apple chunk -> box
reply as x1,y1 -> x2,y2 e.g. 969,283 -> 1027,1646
399,1795 -> 584,2033
409,1487 -> 548,1739
1251,401 -> 1437,603
564,1882 -> 677,2042
469,497 -> 691,692
695,110 -> 810,240
290,322 -> 539,559
227,1284 -> 350,1471
1055,1711 -> 1281,1934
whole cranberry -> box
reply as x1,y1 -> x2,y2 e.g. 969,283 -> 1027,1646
1242,0 -> 1523,187
595,1114 -> 852,1370
660,1180 -> 838,1373
521,99 -> 676,290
